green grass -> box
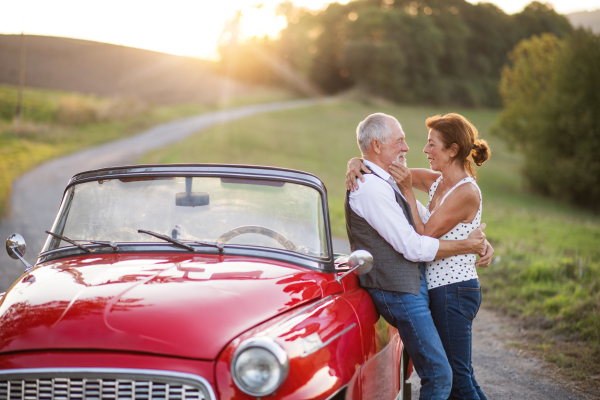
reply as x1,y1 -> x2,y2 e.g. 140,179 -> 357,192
0,84 -> 297,218
140,99 -> 600,379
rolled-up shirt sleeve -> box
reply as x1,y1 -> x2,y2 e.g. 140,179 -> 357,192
349,175 -> 439,262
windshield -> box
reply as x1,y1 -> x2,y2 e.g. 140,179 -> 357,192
42,176 -> 329,259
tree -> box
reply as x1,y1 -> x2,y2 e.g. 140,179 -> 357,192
495,33 -> 563,150
494,30 -> 600,209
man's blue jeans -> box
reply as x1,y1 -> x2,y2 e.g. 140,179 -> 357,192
367,265 -> 452,400
429,278 -> 487,400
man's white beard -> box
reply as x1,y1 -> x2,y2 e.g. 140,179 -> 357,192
395,152 -> 407,166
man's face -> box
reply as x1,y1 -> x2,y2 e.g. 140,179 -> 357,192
379,120 -> 410,168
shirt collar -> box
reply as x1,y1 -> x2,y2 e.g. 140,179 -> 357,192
363,159 -> 391,181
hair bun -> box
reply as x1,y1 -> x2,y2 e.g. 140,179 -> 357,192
471,140 -> 491,166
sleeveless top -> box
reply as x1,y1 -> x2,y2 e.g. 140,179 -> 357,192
422,176 -> 482,290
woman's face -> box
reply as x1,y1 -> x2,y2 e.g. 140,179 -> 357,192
423,129 -> 453,172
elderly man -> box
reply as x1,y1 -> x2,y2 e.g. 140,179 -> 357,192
344,113 -> 490,400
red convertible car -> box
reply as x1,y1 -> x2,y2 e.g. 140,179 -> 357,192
1,164 -> 411,400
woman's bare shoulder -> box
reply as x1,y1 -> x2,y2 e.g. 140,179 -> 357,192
448,180 -> 481,206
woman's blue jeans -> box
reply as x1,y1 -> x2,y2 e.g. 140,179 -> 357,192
429,278 -> 487,400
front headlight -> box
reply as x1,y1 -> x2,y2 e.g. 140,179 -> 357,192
231,337 -> 289,396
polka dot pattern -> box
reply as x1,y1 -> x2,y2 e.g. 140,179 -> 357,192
423,176 -> 482,290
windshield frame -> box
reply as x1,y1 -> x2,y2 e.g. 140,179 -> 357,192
37,164 -> 335,272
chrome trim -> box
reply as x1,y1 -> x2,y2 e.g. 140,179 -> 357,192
67,164 -> 325,190
300,323 -> 357,358
231,337 -> 289,397
0,367 -> 216,400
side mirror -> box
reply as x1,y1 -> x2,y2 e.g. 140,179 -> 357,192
6,233 -> 34,273
335,250 -> 373,283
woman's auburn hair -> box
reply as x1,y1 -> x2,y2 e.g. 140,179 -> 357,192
425,113 -> 490,179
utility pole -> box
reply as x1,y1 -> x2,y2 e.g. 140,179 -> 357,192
15,31 -> 27,134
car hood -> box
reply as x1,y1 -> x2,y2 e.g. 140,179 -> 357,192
0,253 -> 326,360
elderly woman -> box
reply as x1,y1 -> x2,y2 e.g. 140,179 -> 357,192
347,113 -> 491,400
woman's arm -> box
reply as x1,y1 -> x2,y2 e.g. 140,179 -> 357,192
345,158 -> 441,193
409,168 -> 441,193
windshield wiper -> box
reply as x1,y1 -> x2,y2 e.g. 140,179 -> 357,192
89,241 -> 119,251
45,230 -> 91,253
138,229 -> 195,251
189,240 -> 224,253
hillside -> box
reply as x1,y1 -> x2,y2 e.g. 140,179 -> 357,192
0,35 -> 252,104
567,9 -> 600,33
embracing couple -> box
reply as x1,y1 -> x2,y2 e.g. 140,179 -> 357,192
344,112 -> 493,400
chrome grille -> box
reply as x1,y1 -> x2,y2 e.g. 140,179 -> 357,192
0,369 -> 214,400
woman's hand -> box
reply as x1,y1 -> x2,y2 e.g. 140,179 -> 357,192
346,158 -> 371,191
475,239 -> 494,267
389,161 -> 412,193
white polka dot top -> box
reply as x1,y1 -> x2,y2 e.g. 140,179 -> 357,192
422,175 -> 482,290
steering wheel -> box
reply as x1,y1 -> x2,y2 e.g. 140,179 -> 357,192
216,225 -> 297,251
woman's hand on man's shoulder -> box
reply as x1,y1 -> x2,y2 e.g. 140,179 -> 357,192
346,158 -> 370,191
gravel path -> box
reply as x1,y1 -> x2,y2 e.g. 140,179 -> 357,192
0,101 -> 590,399
407,307 -> 591,400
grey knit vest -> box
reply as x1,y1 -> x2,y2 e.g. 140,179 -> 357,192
344,172 -> 422,295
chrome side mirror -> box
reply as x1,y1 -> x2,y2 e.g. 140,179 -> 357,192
335,250 -> 373,283
6,234 -> 34,273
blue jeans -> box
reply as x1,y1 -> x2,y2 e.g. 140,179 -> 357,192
429,279 -> 487,400
367,265 -> 452,400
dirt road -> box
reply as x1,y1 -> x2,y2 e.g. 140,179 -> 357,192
407,307 -> 592,400
0,101 -> 590,399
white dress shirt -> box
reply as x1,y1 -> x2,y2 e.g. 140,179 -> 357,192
349,160 -> 439,262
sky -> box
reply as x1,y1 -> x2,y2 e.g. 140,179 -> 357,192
0,0 -> 599,59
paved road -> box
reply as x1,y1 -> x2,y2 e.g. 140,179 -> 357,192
0,99 -> 320,291
0,101 -> 590,400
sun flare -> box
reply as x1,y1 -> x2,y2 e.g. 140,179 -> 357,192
238,6 -> 288,41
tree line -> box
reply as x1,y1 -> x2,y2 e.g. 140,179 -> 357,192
218,0 -> 573,107
218,0 -> 600,210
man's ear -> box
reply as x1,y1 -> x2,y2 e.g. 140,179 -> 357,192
372,139 -> 382,155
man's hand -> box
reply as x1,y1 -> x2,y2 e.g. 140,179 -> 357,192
346,158 -> 371,191
467,223 -> 487,255
389,161 -> 412,192
475,239 -> 494,267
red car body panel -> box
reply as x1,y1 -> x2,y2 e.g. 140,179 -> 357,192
0,254 -> 405,400
0,253 -> 327,360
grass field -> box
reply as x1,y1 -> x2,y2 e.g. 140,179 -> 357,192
140,98 -> 600,383
0,84 -> 296,218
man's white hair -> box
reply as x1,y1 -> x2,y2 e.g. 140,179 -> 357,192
356,113 -> 400,154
